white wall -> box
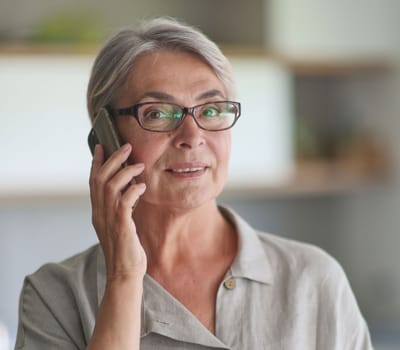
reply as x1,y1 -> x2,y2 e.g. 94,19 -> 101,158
0,55 -> 93,196
227,56 -> 294,187
267,0 -> 400,60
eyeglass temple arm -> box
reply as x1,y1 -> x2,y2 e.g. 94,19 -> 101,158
108,106 -> 138,116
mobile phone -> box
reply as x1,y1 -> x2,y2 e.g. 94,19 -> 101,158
88,107 -> 122,160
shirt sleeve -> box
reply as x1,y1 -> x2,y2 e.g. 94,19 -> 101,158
316,256 -> 374,350
15,247 -> 100,350
15,278 -> 80,350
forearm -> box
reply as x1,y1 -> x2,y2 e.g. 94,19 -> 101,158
87,276 -> 143,350
87,144 -> 148,349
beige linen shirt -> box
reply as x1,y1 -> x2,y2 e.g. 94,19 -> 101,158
15,207 -> 373,349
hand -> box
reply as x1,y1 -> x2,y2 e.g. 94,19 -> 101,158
89,143 -> 147,281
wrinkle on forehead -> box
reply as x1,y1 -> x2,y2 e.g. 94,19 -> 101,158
117,50 -> 226,106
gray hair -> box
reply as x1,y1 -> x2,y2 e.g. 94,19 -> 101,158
87,17 -> 236,121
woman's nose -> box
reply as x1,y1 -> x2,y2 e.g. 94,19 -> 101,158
173,113 -> 205,149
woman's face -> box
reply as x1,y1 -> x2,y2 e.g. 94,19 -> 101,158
113,50 -> 231,210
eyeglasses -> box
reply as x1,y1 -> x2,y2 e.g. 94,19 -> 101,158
109,100 -> 241,132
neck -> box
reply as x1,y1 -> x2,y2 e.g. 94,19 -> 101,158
133,201 -> 234,272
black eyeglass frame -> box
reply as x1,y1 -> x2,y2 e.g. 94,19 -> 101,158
108,100 -> 241,132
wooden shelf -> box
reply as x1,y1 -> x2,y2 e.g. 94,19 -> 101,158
222,159 -> 391,199
221,46 -> 391,76
286,59 -> 390,77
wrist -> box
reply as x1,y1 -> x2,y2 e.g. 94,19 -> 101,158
106,272 -> 145,291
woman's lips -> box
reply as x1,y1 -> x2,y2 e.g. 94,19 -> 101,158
166,162 -> 209,176
169,166 -> 205,173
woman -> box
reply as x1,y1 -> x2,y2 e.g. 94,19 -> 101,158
15,18 -> 373,349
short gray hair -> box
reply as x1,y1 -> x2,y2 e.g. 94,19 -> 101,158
87,17 -> 236,121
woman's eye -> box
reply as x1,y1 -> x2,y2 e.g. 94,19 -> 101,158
202,106 -> 220,117
144,109 -> 169,120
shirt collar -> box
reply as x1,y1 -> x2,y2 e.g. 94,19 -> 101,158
141,275 -> 229,347
219,206 -> 274,285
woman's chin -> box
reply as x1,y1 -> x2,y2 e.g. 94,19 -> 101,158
141,191 -> 218,211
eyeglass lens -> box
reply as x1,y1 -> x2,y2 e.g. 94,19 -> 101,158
138,101 -> 239,131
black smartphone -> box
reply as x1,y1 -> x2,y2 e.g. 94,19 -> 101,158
88,107 -> 122,160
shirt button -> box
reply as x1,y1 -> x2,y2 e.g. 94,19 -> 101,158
223,278 -> 236,290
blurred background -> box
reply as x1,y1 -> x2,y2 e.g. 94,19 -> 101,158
1,0 -> 400,349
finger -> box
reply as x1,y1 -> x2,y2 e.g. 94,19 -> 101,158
104,164 -> 145,234
90,144 -> 132,231
116,182 -> 147,230
107,163 -> 145,195
92,144 -> 132,202
89,144 -> 104,202
121,182 -> 146,211
101,143 -> 132,179
89,145 -> 105,231
103,181 -> 146,272
111,183 -> 147,276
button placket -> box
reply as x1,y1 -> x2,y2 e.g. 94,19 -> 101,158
216,272 -> 243,348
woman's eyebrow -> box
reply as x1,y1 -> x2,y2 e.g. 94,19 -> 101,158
138,89 -> 225,103
140,91 -> 175,101
196,89 -> 225,101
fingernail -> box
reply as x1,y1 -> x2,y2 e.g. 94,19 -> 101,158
93,144 -> 102,159
137,182 -> 146,190
121,143 -> 131,152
